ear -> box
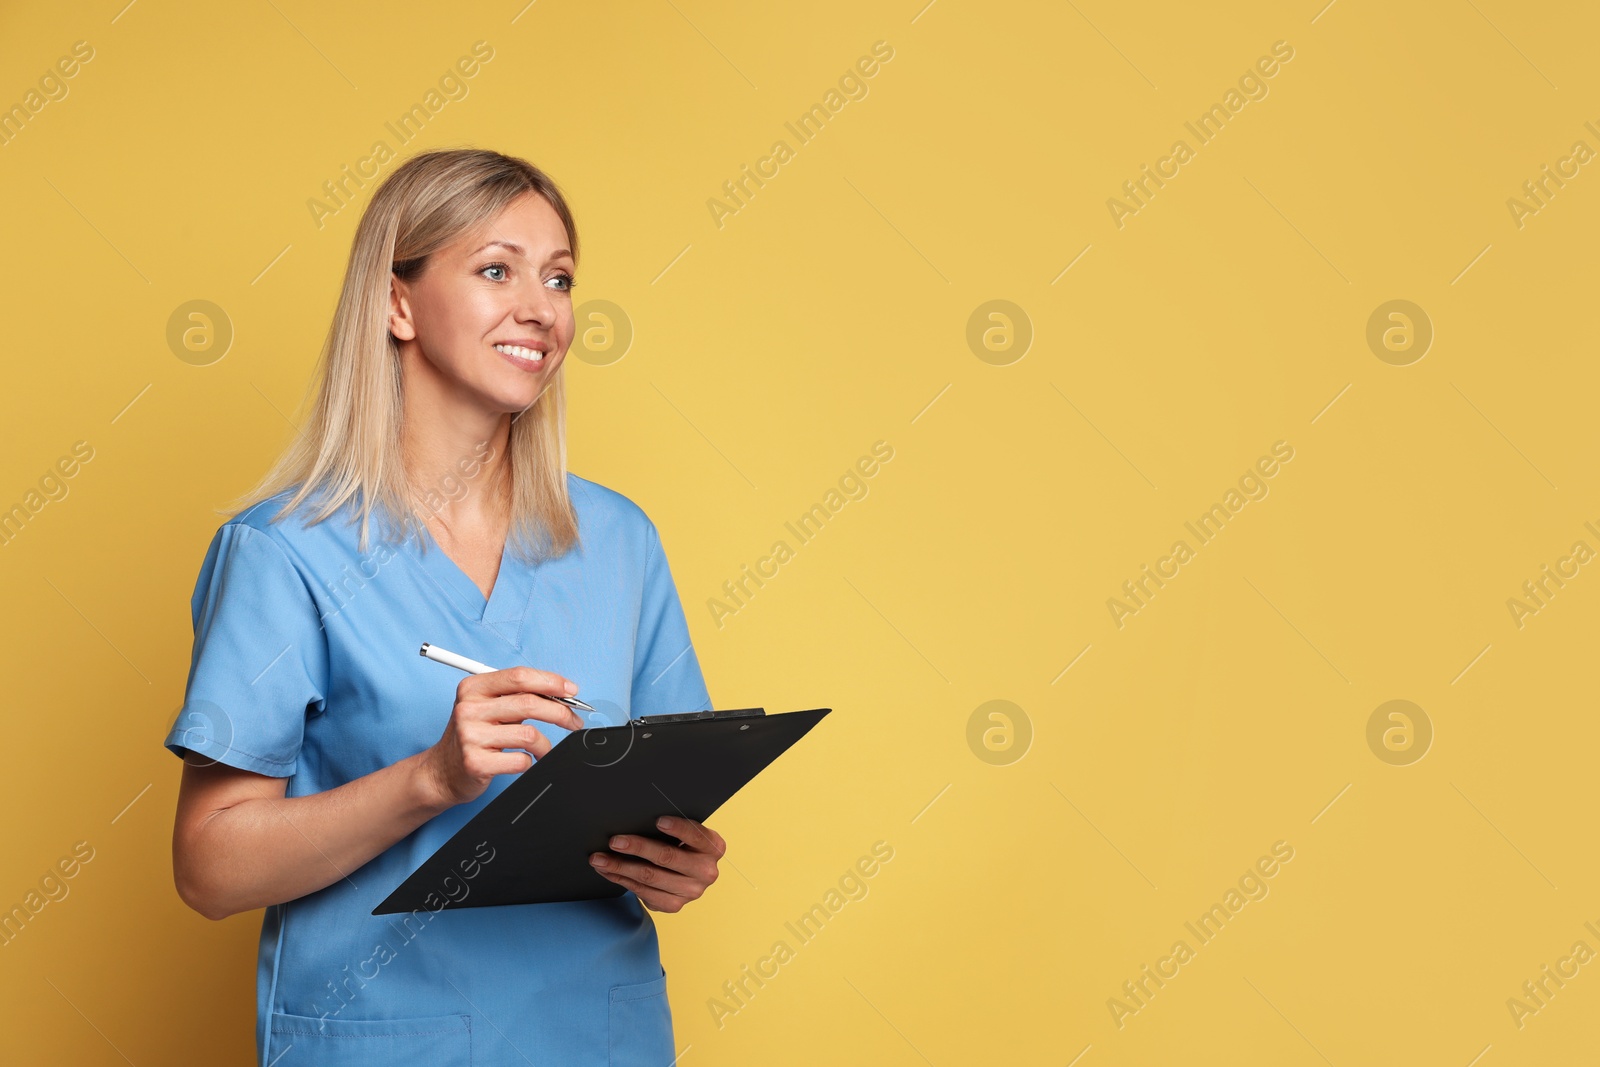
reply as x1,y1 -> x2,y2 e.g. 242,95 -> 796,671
388,273 -> 417,342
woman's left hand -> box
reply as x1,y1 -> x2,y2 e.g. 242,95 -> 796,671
590,816 -> 725,913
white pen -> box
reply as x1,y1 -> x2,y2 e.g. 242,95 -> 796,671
419,642 -> 597,714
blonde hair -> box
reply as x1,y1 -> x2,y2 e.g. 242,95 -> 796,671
226,147 -> 582,564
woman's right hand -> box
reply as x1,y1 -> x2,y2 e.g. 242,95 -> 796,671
418,667 -> 586,808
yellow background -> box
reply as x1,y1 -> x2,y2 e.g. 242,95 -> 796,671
1,0 -> 1596,1062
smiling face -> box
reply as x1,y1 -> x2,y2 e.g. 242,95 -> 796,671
387,191 -> 577,416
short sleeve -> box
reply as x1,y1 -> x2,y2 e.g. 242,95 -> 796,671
163,522 -> 330,777
631,521 -> 712,717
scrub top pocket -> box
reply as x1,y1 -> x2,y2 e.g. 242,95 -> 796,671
267,1010 -> 472,1067
608,971 -> 674,1067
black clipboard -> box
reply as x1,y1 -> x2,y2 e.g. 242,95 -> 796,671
373,707 -> 830,913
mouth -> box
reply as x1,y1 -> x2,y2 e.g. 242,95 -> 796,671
493,343 -> 547,371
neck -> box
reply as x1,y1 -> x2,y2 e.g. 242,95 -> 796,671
398,343 -> 516,529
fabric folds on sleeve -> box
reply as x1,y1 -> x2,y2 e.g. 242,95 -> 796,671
630,521 -> 712,717
163,522 -> 330,777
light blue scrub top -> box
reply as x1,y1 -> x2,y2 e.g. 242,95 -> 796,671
162,473 -> 712,1067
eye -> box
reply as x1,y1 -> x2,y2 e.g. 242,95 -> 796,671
479,263 -> 509,282
547,273 -> 576,292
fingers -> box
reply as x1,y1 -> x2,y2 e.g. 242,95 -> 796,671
464,747 -> 537,778
459,666 -> 577,702
656,816 -> 726,858
518,693 -> 584,732
475,694 -> 582,732
457,671 -> 585,731
436,667 -> 581,805
594,867 -> 687,913
589,820 -> 725,912
589,854 -> 703,911
474,722 -> 565,761
507,723 -> 555,761
601,830 -> 720,884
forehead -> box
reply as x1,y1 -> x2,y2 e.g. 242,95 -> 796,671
450,193 -> 570,260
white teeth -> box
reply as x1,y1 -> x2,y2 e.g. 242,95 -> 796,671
494,344 -> 544,361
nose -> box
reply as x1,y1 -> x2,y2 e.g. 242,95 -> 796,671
513,274 -> 557,328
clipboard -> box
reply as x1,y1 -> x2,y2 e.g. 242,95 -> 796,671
373,707 -> 830,913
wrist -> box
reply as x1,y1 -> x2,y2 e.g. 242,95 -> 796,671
406,749 -> 455,817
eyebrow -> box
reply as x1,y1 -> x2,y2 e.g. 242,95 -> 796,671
468,240 -> 573,262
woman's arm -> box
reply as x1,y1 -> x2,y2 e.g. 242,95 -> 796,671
172,752 -> 447,921
171,667 -> 582,920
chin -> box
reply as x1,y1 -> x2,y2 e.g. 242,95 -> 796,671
488,366 -> 554,400
490,392 -> 542,416
497,381 -> 551,413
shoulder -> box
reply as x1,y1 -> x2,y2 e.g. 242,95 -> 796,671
228,487 -> 303,535
567,471 -> 656,536
206,485 -> 364,571
566,471 -> 674,575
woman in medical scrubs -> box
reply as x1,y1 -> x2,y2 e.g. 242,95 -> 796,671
165,147 -> 724,1067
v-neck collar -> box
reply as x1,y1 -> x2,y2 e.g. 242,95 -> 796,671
401,523 -> 538,646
